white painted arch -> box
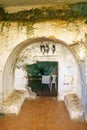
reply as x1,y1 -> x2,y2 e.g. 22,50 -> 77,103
2,37 -> 81,101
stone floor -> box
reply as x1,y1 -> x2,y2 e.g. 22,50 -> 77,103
0,97 -> 87,130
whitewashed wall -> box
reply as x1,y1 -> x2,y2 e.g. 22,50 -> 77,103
14,41 -> 80,100
0,19 -> 87,102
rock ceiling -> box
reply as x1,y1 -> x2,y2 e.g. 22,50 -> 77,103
0,0 -> 87,7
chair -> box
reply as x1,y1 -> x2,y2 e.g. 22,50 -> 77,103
50,75 -> 57,91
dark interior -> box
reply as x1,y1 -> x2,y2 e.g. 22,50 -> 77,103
27,61 -> 58,96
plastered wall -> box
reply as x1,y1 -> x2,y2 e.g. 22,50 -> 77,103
0,19 -> 87,103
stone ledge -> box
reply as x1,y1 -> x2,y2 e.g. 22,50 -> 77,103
0,88 -> 36,115
0,90 -> 26,115
64,93 -> 85,122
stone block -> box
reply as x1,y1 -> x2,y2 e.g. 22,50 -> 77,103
64,93 -> 85,122
0,89 -> 26,115
0,88 -> 37,115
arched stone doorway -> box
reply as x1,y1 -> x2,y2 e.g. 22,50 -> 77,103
2,37 -> 81,101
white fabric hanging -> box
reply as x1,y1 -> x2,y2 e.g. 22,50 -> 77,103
42,75 -> 50,84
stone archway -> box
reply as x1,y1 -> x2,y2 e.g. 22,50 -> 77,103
2,37 -> 81,101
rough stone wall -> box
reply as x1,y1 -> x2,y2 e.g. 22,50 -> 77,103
85,46 -> 87,105
0,19 -> 87,103
85,47 -> 87,101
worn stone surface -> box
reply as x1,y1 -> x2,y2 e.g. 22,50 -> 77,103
0,90 -> 26,115
0,89 -> 36,115
64,93 -> 85,121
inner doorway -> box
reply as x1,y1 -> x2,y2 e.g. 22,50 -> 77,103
27,61 -> 58,96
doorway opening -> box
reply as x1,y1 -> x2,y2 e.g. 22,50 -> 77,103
27,61 -> 58,97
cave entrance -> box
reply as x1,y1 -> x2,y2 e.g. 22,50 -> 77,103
27,61 -> 58,97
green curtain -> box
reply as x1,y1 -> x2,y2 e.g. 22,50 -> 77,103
27,62 -> 57,78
